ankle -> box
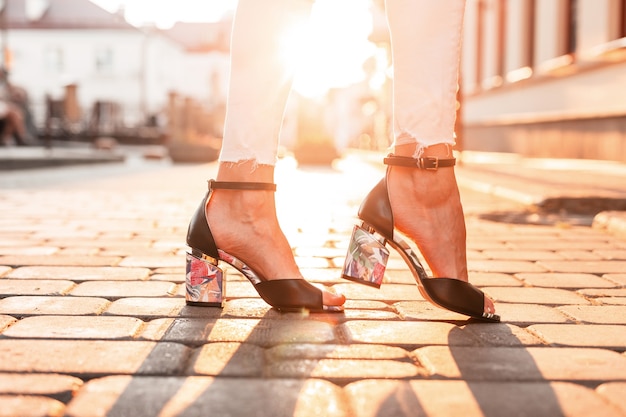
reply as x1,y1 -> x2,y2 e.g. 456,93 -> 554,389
394,143 -> 454,159
216,160 -> 275,183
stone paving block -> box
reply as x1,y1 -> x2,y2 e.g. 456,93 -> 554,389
219,281 -> 263,298
342,299 -> 393,310
578,288 -> 626,297
266,358 -> 423,381
118,256 -> 182,268
0,267 -> 10,277
467,260 -> 547,273
266,343 -> 412,361
394,301 -> 483,322
7,266 -> 151,281
463,323 -> 545,346
153,240 -> 185,250
0,395 -> 65,417
515,272 -> 617,288
219,298 -> 397,321
104,297 -> 200,318
0,279 -> 75,296
597,382 -> 626,415
507,239 -> 616,251
70,281 -> 178,298
187,342 -> 265,376
491,303 -> 571,325
528,324 -> 626,349
469,272 -> 523,287
344,380 -> 625,417
481,250 -> 564,261
65,376 -> 349,417
46,239 -> 151,250
557,250 -> 605,261
595,249 -> 626,260
98,247 -> 175,257
0,315 -> 16,332
56,247 -> 100,256
140,318 -> 337,347
340,308 -> 400,320
538,260 -> 626,274
0,340 -> 189,377
486,287 -> 591,305
414,346 -> 626,382
0,246 -> 59,256
0,373 -> 82,402
217,298 -> 281,319
151,273 -> 184,283
604,273 -> 626,286
466,239 -> 509,251
332,283 -> 421,302
597,297 -> 626,305
154,267 -> 185,275
0,296 -> 110,316
558,305 -> 626,324
342,320 -> 479,348
0,255 -> 121,267
1,315 -> 144,340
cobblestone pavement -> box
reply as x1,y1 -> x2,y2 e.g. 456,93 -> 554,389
0,151 -> 625,417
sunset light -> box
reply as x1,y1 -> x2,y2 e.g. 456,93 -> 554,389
288,0 -> 376,97
91,0 -> 378,98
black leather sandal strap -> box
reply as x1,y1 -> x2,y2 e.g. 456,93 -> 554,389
208,180 -> 276,191
384,154 -> 455,170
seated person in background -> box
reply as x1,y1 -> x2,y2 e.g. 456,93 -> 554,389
0,99 -> 31,146
0,68 -> 37,146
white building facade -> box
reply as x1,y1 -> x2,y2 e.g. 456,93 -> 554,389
461,0 -> 626,162
2,0 -> 230,136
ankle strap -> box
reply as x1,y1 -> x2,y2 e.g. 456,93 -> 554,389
208,179 -> 276,191
383,154 -> 455,170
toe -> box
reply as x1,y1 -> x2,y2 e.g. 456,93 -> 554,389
322,287 -> 346,307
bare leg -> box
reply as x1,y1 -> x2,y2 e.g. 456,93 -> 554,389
385,0 -> 495,315
388,145 -> 495,315
206,0 -> 344,307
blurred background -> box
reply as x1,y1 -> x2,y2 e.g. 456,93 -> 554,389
0,0 -> 624,163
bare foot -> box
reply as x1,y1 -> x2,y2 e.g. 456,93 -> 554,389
387,144 -> 496,315
206,161 -> 345,308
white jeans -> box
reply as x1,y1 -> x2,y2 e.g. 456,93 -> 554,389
220,0 -> 466,165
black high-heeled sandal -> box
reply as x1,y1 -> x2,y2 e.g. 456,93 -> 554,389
186,180 -> 344,313
342,154 -> 500,322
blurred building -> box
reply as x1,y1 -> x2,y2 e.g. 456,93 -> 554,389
461,0 -> 626,162
0,0 -> 231,139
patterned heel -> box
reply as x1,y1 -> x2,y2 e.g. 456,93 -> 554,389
342,154 -> 500,322
186,180 -> 344,313
185,251 -> 226,307
342,224 -> 389,288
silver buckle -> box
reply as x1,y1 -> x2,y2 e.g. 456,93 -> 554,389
418,157 -> 439,170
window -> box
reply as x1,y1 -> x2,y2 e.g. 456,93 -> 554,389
505,0 -> 535,82
95,47 -> 114,74
44,47 -> 64,73
563,0 -> 578,55
613,0 -> 626,39
474,0 -> 484,89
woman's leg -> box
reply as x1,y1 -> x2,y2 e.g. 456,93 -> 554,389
207,0 -> 344,306
384,0 -> 495,314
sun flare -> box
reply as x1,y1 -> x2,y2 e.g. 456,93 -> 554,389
284,0 -> 377,98
91,0 -> 378,98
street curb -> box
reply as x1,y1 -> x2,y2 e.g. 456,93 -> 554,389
592,211 -> 626,239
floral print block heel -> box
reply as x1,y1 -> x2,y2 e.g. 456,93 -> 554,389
186,180 -> 343,313
185,251 -> 226,307
342,154 -> 500,322
342,224 -> 389,288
